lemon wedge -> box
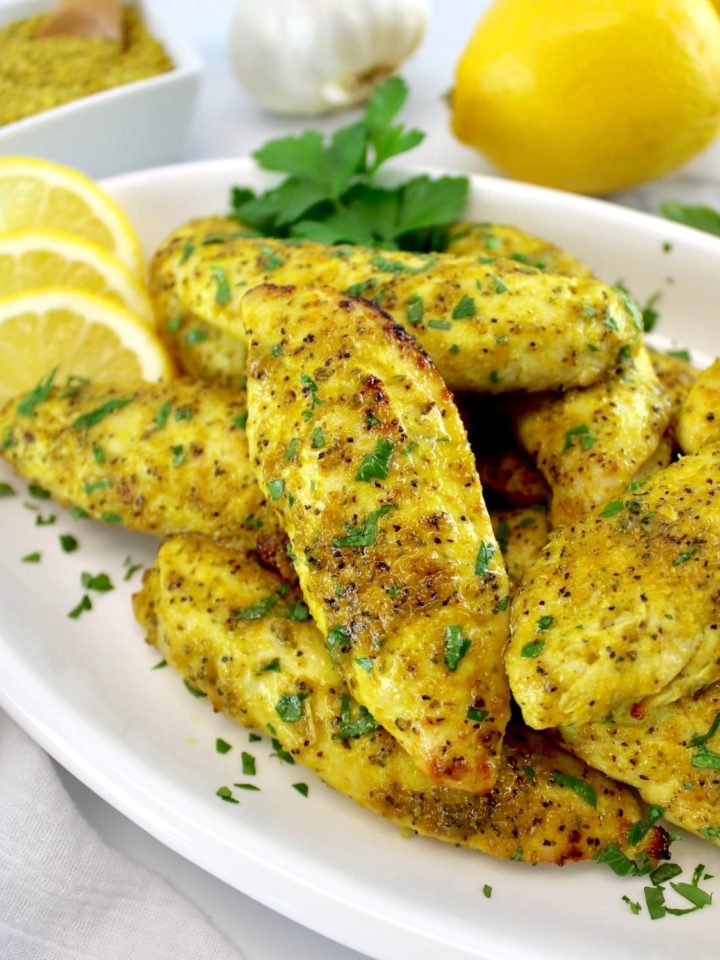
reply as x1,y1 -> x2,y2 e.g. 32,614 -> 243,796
0,288 -> 173,404
0,157 -> 144,276
0,230 -> 154,327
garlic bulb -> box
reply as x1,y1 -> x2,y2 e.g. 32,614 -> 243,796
227,0 -> 430,116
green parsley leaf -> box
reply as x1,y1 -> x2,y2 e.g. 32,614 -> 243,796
81,571 -> 113,592
268,478 -> 285,500
642,292 -> 661,333
563,423 -> 595,452
493,276 -> 508,294
233,783 -> 261,791
211,265 -> 231,304
178,241 -> 195,264
355,657 -> 373,672
170,444 -> 186,467
452,294 -> 476,319
551,771 -> 596,807
242,751 -> 256,775
466,706 -> 488,722
622,896 -> 642,916
69,505 -> 90,520
151,659 -> 167,670
270,738 -> 295,765
0,482 -> 16,497
292,782 -> 309,797
260,657 -> 281,673
326,626 -> 351,659
355,439 -> 394,482
673,547 -> 699,566
276,692 -> 307,723
628,805 -> 665,846
59,534 -> 78,553
72,398 -> 132,430
521,640 -> 545,658
644,885 -> 666,920
666,348 -> 692,363
28,484 -> 50,499
234,584 -> 290,621
661,201 -> 720,237
310,426 -> 325,449
650,863 -> 683,886
216,738 -> 232,755
35,513 -> 56,527
333,694 -> 379,740
495,595 -> 510,613
17,367 -> 57,417
216,786 -> 239,804
284,437 -> 298,461
233,411 -> 248,429
594,843 -> 652,877
600,500 -> 625,517
183,678 -> 207,698
155,402 -> 172,428
537,615 -> 554,631
68,594 -> 92,619
444,625 -> 471,671
406,293 -> 424,325
474,540 -> 496,577
21,551 -> 41,563
185,329 -> 209,345
332,503 -> 394,548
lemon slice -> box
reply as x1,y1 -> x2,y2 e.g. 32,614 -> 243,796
0,288 -> 173,404
0,157 -> 144,277
0,230 -> 154,327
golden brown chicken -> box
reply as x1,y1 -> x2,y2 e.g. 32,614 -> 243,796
0,379 -> 277,544
149,217 -> 642,394
133,533 -> 669,864
507,442 -> 720,729
444,222 -> 593,278
491,506 -> 550,591
239,283 -> 510,793
677,357 -> 720,454
649,349 -> 697,445
560,683 -> 720,847
511,346 -> 672,526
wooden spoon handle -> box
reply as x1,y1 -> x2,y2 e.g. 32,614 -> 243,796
36,0 -> 122,41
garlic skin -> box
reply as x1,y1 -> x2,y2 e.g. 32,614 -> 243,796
227,0 -> 430,116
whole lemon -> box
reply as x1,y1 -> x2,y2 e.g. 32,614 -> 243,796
451,0 -> 720,194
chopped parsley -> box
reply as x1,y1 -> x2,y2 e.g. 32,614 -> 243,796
170,444 -> 186,467
211,265 -> 231,304
166,314 -> 183,334
467,706 -> 488,722
310,426 -> 325,449
183,678 -> 207,698
355,438 -> 394,482
406,293 -> 424,325
268,478 -> 285,500
83,477 -> 111,495
332,503 -> 394,548
28,484 -> 50,499
276,692 -> 307,723
17,367 -> 57,417
483,884 -> 492,899
241,752 -> 256,776
673,547 -> 699,566
72,397 -> 132,430
21,552 -> 41,563
233,411 -> 248,429
216,738 -> 232,755
563,423 -> 595,452
81,571 -> 113,592
123,556 -> 142,581
185,329 -> 209,345
474,540 -> 495,577
259,245 -> 285,271
155,402 -> 172,427
452,294 -> 476,319
326,626 -> 351,658
234,583 -> 290,620
333,694 -> 379,740
292,782 -> 309,797
371,254 -> 406,273
216,786 -> 239,804
551,771 -> 597,808
68,595 -> 92,619
537,615 -> 554,631
628,805 -> 665,846
284,437 -> 298,461
59,534 -> 78,553
688,710 -> 720,769
427,319 -> 451,330
355,657 -> 373,672
521,640 -> 544,658
444,624 -> 471,671
492,275 -> 508,294
178,241 -> 195,264
0,482 -> 16,497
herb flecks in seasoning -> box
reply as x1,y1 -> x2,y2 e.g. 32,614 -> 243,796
355,438 -> 394,482
563,423 -> 595,453
17,367 -> 57,417
234,584 -> 290,621
474,540 -> 496,578
211,265 -> 231,305
72,398 -> 132,430
551,771 -> 597,808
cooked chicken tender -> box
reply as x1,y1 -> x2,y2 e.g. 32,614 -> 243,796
507,443 -> 720,729
133,533 -> 668,864
163,312 -> 247,389
240,283 -> 510,793
149,218 -> 642,394
560,684 -> 720,847
445,222 -> 593,278
677,357 -> 720,454
649,349 -> 697,444
0,379 -> 276,542
491,507 -> 550,591
512,346 -> 672,526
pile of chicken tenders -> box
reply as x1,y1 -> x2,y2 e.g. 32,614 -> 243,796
4,212 -> 720,864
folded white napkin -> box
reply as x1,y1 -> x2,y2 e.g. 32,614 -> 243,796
0,712 -> 243,960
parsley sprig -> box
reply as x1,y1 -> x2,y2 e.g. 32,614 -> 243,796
229,77 -> 468,251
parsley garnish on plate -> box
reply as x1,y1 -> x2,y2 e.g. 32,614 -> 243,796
228,77 -> 468,251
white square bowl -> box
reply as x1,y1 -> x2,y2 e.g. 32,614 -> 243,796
0,0 -> 203,177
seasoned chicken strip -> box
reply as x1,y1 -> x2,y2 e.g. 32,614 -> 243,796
560,684 -> 720,848
149,218 -> 642,394
0,379 -> 276,542
649,349 -> 697,445
512,346 -> 672,526
491,507 -> 550,592
134,533 -> 668,864
507,443 -> 720,729
163,311 -> 247,390
677,357 -> 720,454
445,222 -> 593,278
241,283 -> 510,793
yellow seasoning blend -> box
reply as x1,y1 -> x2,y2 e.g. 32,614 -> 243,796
0,6 -> 174,126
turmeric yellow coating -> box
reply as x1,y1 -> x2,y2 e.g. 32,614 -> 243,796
149,217 -> 642,394
240,283 -> 510,793
445,222 -> 593,278
677,357 -> 720,454
649,349 -> 697,444
491,506 -> 549,591
512,346 -> 671,527
133,533 -> 667,864
508,443 -> 720,729
560,684 -> 720,848
0,379 -> 275,543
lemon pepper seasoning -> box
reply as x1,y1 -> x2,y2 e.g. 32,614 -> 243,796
0,7 -> 173,126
